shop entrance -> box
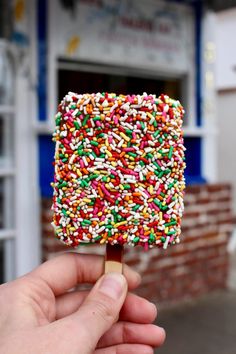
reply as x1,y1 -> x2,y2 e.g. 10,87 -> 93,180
58,61 -> 183,108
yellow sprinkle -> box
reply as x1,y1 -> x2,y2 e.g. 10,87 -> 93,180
70,127 -> 76,132
159,212 -> 163,221
70,214 -> 75,218
99,221 -> 105,226
100,238 -> 106,244
148,198 -> 153,202
111,161 -> 117,167
114,221 -> 127,228
149,185 -> 153,194
120,132 -> 130,142
119,184 -> 124,190
83,198 -> 91,203
77,169 -> 82,177
165,227 -> 169,234
123,233 -> 128,239
147,112 -> 154,120
143,207 -> 147,214
105,183 -> 111,189
97,212 -> 102,217
105,149 -> 112,157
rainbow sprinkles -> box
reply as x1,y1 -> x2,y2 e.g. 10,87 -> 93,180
52,92 -> 186,249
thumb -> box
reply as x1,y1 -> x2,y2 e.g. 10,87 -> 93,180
59,272 -> 128,352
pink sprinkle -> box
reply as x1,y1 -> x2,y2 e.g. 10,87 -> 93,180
123,147 -> 135,152
151,203 -> 160,211
114,116 -> 118,124
79,159 -> 84,168
108,136 -> 113,144
101,185 -> 110,197
91,181 -> 98,188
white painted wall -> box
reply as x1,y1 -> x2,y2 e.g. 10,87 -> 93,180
216,8 -> 236,90
216,9 -> 236,212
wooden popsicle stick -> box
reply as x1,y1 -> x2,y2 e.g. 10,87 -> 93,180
105,243 -> 124,274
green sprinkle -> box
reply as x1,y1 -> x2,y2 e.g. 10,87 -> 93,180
91,140 -> 99,146
133,237 -> 140,243
153,130 -> 160,138
110,174 -> 115,179
168,146 -> 174,159
126,129 -> 133,135
94,236 -> 102,241
139,161 -> 145,167
153,198 -> 160,206
149,233 -> 155,243
132,205 -> 140,211
74,120 -> 80,130
124,184 -> 131,190
58,181 -> 67,188
147,153 -> 153,159
153,162 -> 161,170
97,133 -> 104,138
62,208 -> 67,217
165,221 -> 177,227
56,116 -> 61,126
161,237 -> 166,242
128,152 -> 137,158
167,231 -> 176,236
93,116 -> 101,121
140,121 -> 145,130
82,114 -> 90,126
82,219 -> 92,225
105,225 -> 113,229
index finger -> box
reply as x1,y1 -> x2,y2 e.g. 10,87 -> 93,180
29,253 -> 141,296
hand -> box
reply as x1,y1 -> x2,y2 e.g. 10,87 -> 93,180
0,253 -> 165,354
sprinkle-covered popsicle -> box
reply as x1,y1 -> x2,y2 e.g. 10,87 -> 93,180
52,92 -> 186,250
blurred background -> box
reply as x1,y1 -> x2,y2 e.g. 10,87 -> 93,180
0,0 -> 236,353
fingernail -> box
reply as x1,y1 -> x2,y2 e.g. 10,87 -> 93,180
130,268 -> 142,285
98,273 -> 127,300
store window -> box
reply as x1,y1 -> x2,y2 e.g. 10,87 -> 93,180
0,41 -> 16,283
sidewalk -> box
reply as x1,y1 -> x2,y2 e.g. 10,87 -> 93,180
156,290 -> 236,354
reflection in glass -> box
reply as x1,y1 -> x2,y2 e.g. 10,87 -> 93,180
0,178 -> 3,229
0,241 -> 4,283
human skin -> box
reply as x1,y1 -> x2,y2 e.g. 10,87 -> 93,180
0,253 -> 165,354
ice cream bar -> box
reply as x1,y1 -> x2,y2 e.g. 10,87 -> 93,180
52,92 -> 186,250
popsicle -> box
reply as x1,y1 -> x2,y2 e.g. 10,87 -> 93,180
52,92 -> 185,256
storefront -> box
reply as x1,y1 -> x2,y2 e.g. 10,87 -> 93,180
0,0 -> 233,301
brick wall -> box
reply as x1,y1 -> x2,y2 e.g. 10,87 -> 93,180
42,183 -> 233,304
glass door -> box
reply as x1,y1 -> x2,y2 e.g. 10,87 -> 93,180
0,41 -> 16,283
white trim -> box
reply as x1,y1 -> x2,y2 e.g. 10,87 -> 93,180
0,230 -> 15,241
0,168 -> 15,177
0,106 -> 14,114
201,10 -> 218,182
14,0 -> 41,277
